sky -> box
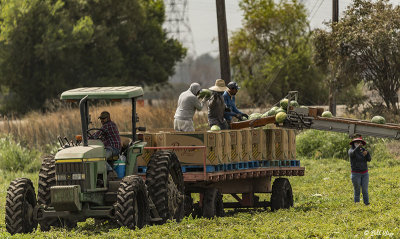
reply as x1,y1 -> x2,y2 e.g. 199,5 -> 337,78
184,0 -> 397,56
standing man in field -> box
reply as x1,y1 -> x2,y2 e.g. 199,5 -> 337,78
348,137 -> 371,205
91,111 -> 121,161
223,82 -> 248,125
208,79 -> 229,130
174,82 -> 205,132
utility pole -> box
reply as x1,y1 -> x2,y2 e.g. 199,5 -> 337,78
216,0 -> 231,85
329,0 -> 339,115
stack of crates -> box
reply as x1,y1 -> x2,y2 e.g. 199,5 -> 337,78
135,126 -> 299,173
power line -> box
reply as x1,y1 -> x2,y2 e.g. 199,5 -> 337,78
309,0 -> 324,21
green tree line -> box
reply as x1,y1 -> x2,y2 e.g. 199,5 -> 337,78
230,0 -> 400,115
0,0 -> 185,114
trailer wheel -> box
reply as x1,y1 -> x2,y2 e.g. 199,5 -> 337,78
115,175 -> 149,229
146,151 -> 184,223
5,178 -> 38,235
36,155 -> 63,231
271,178 -> 293,211
202,188 -> 224,218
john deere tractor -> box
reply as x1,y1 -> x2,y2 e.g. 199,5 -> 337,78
5,87 -> 185,234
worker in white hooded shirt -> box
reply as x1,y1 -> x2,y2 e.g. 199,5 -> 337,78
174,83 -> 205,132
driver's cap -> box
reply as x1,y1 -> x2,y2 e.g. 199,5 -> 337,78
98,111 -> 110,119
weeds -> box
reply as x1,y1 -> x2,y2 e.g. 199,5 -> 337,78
0,100 -> 208,152
0,135 -> 41,172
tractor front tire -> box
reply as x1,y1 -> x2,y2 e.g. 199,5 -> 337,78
146,151 -> 185,223
5,178 -> 38,235
37,155 -> 69,231
270,178 -> 293,211
115,175 -> 149,229
202,188 -> 224,218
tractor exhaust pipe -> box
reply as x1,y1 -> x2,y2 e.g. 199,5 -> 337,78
79,96 -> 89,146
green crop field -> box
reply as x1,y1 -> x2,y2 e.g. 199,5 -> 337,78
1,157 -> 399,238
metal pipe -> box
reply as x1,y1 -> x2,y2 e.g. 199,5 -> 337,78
79,96 -> 89,146
132,98 -> 137,141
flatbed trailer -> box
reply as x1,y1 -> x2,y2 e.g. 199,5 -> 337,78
140,145 -> 304,216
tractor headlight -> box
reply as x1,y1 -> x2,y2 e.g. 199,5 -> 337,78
72,173 -> 85,180
57,174 -> 67,181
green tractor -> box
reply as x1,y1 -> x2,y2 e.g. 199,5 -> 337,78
5,87 -> 185,234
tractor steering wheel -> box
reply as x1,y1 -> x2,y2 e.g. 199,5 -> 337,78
87,128 -> 106,141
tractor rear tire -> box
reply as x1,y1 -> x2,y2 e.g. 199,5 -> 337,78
271,178 -> 293,211
202,188 -> 224,218
146,151 -> 185,223
5,178 -> 38,235
37,155 -> 74,231
115,175 -> 149,229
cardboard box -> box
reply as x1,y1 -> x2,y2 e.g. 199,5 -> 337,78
288,129 -> 296,160
228,130 -> 242,162
250,128 -> 266,161
218,131 -> 231,163
274,129 -> 289,160
264,129 -> 276,160
156,131 -> 223,165
240,129 -> 252,161
137,133 -> 157,166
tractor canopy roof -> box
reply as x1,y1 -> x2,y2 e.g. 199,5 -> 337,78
60,86 -> 144,100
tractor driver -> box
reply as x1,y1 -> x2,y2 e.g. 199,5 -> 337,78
90,111 -> 121,162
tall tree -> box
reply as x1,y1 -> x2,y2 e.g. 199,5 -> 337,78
230,0 -> 327,106
314,0 -> 400,113
0,0 -> 186,114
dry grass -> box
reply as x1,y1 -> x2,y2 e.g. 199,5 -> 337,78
0,100 -> 208,151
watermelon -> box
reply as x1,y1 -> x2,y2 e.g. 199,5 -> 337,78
371,116 -> 386,124
261,112 -> 269,118
275,112 -> 287,123
210,125 -> 221,131
321,111 -> 333,118
300,105 -> 308,109
271,106 -> 279,111
276,108 -> 286,113
290,100 -> 299,107
198,89 -> 211,99
280,99 -> 289,109
249,113 -> 262,120
267,109 -> 277,116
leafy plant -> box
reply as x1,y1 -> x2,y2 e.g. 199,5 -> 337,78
0,135 -> 41,172
296,129 -> 395,161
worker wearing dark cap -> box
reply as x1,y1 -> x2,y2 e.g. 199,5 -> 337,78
223,82 -> 248,125
91,111 -> 121,164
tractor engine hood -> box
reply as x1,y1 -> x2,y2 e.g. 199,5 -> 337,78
55,145 -> 105,160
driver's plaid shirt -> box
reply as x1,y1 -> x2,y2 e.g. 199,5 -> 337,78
93,121 -> 121,150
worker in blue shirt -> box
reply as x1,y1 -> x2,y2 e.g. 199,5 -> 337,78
223,82 -> 249,126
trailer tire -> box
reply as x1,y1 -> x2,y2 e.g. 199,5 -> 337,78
115,175 -> 149,229
271,178 -> 293,211
202,188 -> 224,218
5,178 -> 38,235
146,151 -> 184,223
